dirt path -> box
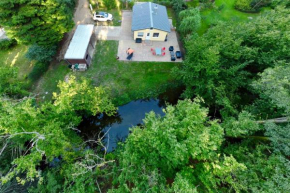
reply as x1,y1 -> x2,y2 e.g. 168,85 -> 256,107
56,0 -> 94,61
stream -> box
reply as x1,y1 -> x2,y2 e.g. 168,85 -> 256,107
78,87 -> 184,152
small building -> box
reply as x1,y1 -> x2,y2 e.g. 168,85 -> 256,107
132,2 -> 171,42
64,25 -> 95,67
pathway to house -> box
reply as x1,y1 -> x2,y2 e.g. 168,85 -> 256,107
94,11 -> 132,40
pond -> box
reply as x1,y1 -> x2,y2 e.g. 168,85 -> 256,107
78,87 -> 184,152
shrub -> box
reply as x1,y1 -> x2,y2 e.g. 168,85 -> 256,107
0,39 -> 17,50
235,0 -> 271,12
234,0 -> 252,11
103,0 -> 116,10
26,44 -> 57,63
28,61 -> 50,82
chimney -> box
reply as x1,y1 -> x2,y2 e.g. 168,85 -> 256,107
153,5 -> 158,14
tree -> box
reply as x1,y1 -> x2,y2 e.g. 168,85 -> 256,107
103,0 -> 117,10
224,141 -> 290,192
109,99 -> 246,192
0,0 -> 75,46
0,76 -> 116,186
252,62 -> 290,114
173,7 -> 290,118
178,8 -> 201,36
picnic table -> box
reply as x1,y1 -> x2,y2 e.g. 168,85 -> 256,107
155,48 -> 162,56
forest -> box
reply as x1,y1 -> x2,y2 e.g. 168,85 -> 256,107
0,0 -> 290,192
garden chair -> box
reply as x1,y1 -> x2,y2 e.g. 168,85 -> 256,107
162,52 -> 165,56
162,47 -> 166,51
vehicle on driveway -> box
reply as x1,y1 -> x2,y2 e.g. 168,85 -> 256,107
93,12 -> 113,22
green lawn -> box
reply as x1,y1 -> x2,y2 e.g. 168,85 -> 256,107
76,41 -> 177,105
0,44 -> 34,80
32,62 -> 70,101
34,41 -> 177,105
198,0 -> 268,35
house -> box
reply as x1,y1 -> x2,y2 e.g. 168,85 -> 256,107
131,2 -> 171,42
64,25 -> 95,68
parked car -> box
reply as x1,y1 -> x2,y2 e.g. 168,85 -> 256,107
93,12 -> 113,22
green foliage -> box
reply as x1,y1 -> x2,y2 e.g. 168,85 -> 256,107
174,7 -> 290,118
225,142 -> 290,192
28,61 -> 49,82
0,66 -> 27,96
265,122 -> 290,156
26,44 -> 57,63
252,62 -> 290,114
103,0 -> 117,10
178,8 -> 201,36
53,75 -> 117,116
0,76 -> 116,185
171,0 -> 186,13
0,0 -> 75,45
110,99 -> 246,192
222,111 -> 261,137
0,38 -> 17,50
234,0 -> 252,11
235,0 -> 271,11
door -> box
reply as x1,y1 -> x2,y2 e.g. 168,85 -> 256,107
146,32 -> 150,40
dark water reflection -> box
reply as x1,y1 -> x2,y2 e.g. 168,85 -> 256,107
78,87 -> 184,152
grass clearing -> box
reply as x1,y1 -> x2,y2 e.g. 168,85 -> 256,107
0,44 -> 34,80
76,40 -> 177,105
34,41 -> 177,105
32,62 -> 70,101
198,0 -> 268,35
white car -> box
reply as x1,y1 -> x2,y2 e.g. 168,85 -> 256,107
93,12 -> 113,22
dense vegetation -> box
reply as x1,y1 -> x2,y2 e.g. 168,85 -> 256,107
1,0 -> 290,192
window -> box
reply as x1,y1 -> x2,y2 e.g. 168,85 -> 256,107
153,33 -> 159,37
138,32 -> 144,37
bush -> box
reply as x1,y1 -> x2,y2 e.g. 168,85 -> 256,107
235,0 -> 271,12
0,39 -> 17,50
26,44 -> 57,63
103,0 -> 116,10
28,61 -> 50,82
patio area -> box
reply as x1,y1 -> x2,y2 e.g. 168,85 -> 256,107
94,11 -> 182,62
118,11 -> 182,62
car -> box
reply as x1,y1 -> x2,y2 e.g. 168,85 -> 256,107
93,12 -> 113,22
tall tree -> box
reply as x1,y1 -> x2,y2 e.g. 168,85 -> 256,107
178,8 -> 201,36
109,100 -> 246,192
174,7 -> 290,118
0,0 -> 75,46
0,76 -> 116,185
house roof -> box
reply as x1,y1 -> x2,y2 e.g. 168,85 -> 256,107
64,25 -> 94,60
131,2 -> 171,33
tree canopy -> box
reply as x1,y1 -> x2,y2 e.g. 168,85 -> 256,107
0,0 -> 75,46
174,6 -> 290,118
0,76 -> 116,186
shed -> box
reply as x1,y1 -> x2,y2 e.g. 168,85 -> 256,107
64,25 -> 95,67
132,2 -> 171,41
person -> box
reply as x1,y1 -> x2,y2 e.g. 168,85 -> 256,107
126,48 -> 134,55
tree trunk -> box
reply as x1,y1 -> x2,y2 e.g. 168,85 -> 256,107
257,117 -> 289,124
